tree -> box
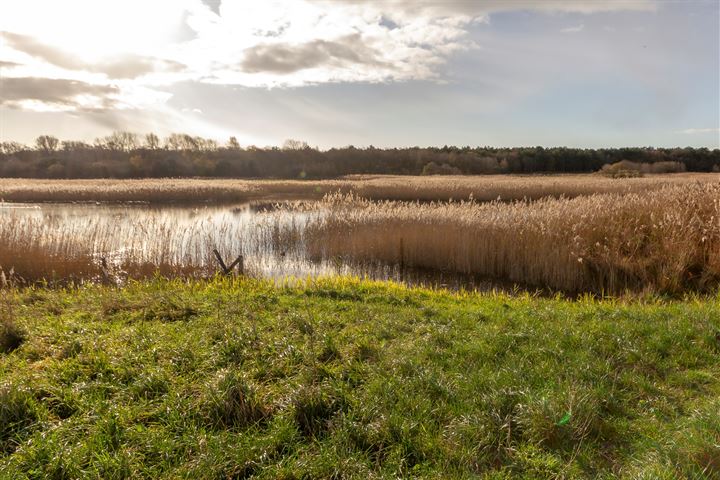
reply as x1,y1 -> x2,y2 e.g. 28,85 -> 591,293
195,137 -> 218,152
35,135 -> 59,154
0,142 -> 26,154
96,131 -> 139,151
61,141 -> 90,151
144,133 -> 160,150
165,133 -> 198,151
227,136 -> 241,150
282,139 -> 309,150
113,131 -> 139,151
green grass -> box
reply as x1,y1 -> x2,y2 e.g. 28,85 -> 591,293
0,277 -> 719,479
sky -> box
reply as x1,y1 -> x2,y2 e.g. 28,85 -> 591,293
0,0 -> 718,149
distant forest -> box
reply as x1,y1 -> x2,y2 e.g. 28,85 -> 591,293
1,132 -> 718,179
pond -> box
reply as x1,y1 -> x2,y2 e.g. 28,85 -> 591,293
0,201 -> 511,291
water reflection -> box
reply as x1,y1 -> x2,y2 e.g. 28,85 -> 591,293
0,201 -> 517,291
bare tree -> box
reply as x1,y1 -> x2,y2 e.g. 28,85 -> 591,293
0,142 -> 26,154
282,138 -> 309,150
195,137 -> 218,152
61,141 -> 91,151
144,133 -> 160,150
165,133 -> 198,151
96,131 -> 139,152
227,136 -> 241,150
35,135 -> 59,154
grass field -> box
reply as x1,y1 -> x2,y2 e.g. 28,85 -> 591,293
1,173 -> 717,204
1,277 -> 719,478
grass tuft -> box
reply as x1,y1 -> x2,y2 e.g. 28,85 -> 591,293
0,385 -> 41,454
0,298 -> 25,354
204,370 -> 271,430
292,384 -> 346,438
0,320 -> 25,354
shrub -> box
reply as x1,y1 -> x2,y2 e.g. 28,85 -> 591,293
422,162 -> 462,175
599,160 -> 686,177
647,161 -> 686,174
599,161 -> 644,178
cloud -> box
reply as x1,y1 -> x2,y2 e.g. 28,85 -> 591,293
676,128 -> 720,134
307,0 -> 656,18
0,77 -> 121,111
561,24 -> 585,33
0,0 -> 662,109
241,34 -> 386,74
200,0 -> 220,15
1,31 -> 186,79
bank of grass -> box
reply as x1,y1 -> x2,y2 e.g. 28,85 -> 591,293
0,276 -> 719,478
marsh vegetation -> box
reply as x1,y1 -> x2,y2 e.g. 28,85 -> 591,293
1,174 -> 719,478
1,175 -> 718,295
0,173 -> 716,203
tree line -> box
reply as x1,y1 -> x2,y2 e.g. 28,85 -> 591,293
1,132 -> 718,179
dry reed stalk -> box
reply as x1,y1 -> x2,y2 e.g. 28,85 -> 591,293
1,181 -> 718,294
0,173 -> 717,204
299,184 -> 720,294
0,207 -> 306,284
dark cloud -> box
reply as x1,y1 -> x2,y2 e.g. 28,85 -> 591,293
1,31 -> 186,79
0,77 -> 120,109
241,34 -> 385,74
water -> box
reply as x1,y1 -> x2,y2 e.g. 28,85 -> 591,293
0,201 -> 517,291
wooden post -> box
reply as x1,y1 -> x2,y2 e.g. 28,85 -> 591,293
212,249 -> 228,273
227,254 -> 244,275
213,249 -> 244,275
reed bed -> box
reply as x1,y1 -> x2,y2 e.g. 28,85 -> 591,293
1,173 -> 716,204
1,181 -> 719,294
0,208 -> 311,284
299,184 -> 720,294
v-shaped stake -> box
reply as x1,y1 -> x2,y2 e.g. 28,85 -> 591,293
213,249 -> 244,275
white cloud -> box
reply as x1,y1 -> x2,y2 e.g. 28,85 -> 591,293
0,0 -> 659,113
561,24 -> 585,33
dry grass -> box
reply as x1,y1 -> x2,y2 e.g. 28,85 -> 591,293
0,206 -> 308,284
0,215 -> 214,283
0,173 -> 717,204
1,177 -> 719,294
300,184 -> 720,294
